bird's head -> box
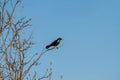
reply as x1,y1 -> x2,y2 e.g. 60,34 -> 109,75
57,37 -> 62,40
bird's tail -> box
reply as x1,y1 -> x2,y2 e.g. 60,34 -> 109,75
46,44 -> 51,49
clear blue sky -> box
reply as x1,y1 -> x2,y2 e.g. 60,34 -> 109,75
21,0 -> 120,80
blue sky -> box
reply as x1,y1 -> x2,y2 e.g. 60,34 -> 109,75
21,0 -> 120,80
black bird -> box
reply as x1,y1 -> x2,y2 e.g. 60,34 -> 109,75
46,38 -> 62,49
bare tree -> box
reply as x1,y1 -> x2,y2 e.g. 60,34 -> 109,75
0,0 -> 63,80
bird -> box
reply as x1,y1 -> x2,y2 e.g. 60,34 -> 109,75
46,37 -> 62,49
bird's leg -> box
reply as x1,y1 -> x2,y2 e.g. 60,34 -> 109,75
56,46 -> 59,49
54,46 -> 58,49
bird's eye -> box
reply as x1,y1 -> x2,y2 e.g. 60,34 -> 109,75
57,40 -> 60,42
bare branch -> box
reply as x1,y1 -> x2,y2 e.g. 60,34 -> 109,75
0,0 -> 63,80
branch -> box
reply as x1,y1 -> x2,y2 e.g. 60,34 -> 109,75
38,72 -> 52,80
11,0 -> 21,17
22,48 -> 55,79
